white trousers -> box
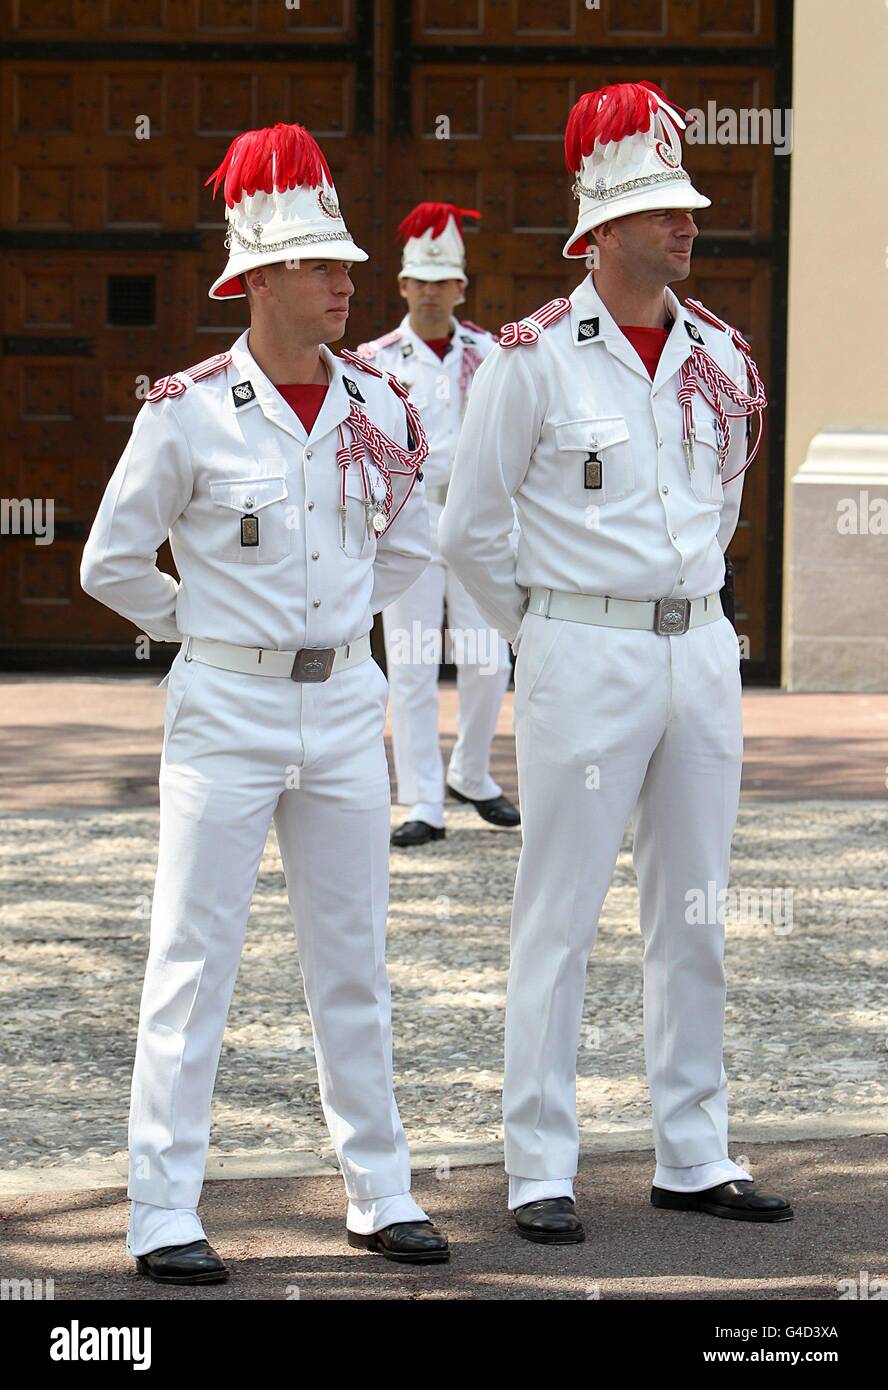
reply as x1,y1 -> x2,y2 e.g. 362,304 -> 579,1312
504,611 -> 745,1179
382,539 -> 511,817
127,647 -> 417,1219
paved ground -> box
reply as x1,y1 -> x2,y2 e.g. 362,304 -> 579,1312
1,676 -> 886,1301
3,677 -> 888,811
2,1136 -> 885,1300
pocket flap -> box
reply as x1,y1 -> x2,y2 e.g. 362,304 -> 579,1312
343,465 -> 386,504
343,470 -> 368,501
694,416 -> 721,451
555,416 -> 630,451
209,475 -> 288,512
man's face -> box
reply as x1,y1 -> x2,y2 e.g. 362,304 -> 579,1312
244,259 -> 355,341
399,277 -> 464,321
596,208 -> 699,285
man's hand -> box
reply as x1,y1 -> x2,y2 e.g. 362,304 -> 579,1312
720,556 -> 736,628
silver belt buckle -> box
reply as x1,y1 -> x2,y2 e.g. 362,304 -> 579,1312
654,597 -> 691,635
290,647 -> 336,682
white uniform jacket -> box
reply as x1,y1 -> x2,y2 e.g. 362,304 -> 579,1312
438,274 -> 749,645
355,314 -> 497,492
80,330 -> 432,651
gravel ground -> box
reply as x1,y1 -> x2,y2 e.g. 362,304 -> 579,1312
1,801 -> 886,1173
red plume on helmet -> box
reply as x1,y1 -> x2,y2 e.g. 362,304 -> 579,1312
397,203 -> 481,243
564,81 -> 687,173
205,122 -> 333,208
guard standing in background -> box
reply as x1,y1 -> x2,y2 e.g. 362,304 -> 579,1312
357,203 -> 520,847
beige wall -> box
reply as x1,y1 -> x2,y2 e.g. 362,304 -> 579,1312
783,0 -> 888,684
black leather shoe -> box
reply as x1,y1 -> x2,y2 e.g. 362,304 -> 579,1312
347,1219 -> 450,1263
135,1238 -> 230,1284
446,785 -> 521,827
513,1197 -> 585,1244
391,820 -> 446,847
651,1179 -> 794,1223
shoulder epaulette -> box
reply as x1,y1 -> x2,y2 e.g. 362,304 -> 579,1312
458,318 -> 495,339
684,296 -> 758,360
498,297 -> 571,349
340,348 -> 384,379
147,352 -> 232,402
342,349 -> 418,416
354,329 -> 403,361
684,298 -> 729,333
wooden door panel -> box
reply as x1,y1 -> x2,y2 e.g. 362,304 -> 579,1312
411,0 -> 774,45
5,0 -> 356,40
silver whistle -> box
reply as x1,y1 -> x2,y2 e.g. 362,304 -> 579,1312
683,428 -> 696,477
715,422 -> 728,472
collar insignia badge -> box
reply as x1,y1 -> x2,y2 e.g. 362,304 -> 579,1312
232,381 -> 256,406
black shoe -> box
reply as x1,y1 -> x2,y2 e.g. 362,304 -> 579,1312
391,819 -> 446,847
446,785 -> 521,827
135,1238 -> 230,1285
513,1197 -> 585,1244
651,1179 -> 794,1223
347,1219 -> 450,1263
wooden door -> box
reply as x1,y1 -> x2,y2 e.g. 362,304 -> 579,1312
1,0 -> 790,680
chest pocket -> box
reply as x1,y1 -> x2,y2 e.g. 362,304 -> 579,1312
208,474 -> 292,565
555,416 -> 634,505
688,414 -> 726,505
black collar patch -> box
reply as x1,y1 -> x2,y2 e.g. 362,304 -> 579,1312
577,317 -> 600,342
684,320 -> 704,344
343,375 -> 365,403
232,381 -> 256,407
459,333 -> 473,345
400,343 -> 414,359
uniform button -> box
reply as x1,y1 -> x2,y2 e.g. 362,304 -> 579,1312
305,449 -> 313,459
662,484 -> 669,494
679,576 -> 686,585
244,495 -> 255,509
311,550 -> 319,560
307,501 -> 315,511
672,531 -> 678,540
313,598 -> 321,608
657,438 -> 663,447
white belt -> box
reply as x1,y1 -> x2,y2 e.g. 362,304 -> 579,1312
425,482 -> 449,506
182,631 -> 372,681
525,587 -> 723,636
